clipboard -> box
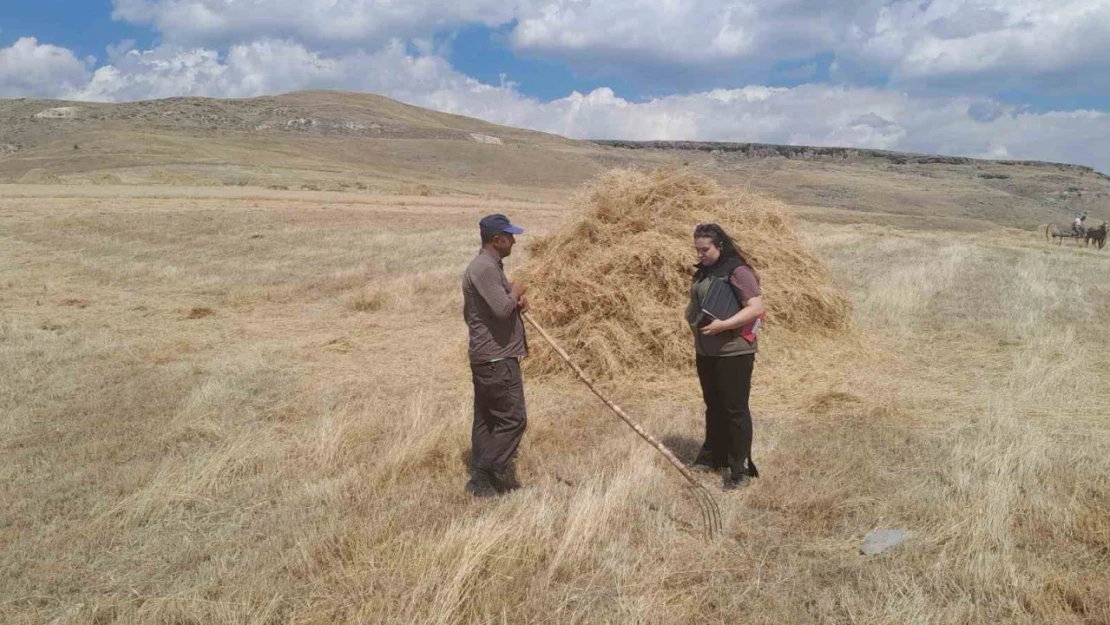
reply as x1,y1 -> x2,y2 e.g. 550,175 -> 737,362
699,277 -> 741,322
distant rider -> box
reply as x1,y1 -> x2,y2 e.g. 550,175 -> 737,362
1073,213 -> 1088,236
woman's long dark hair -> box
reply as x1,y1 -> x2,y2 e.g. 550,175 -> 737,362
694,223 -> 748,265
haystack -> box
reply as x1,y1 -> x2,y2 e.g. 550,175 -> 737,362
519,168 -> 852,379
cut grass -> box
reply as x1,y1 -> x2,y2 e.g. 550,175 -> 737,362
1,183 -> 1108,625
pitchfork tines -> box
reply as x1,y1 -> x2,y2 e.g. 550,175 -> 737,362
690,483 -> 724,540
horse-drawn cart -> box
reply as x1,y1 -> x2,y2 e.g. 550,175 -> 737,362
1044,222 -> 1107,249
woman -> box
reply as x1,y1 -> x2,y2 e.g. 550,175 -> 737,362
685,223 -> 765,490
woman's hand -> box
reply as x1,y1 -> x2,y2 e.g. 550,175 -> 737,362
700,319 -> 729,336
701,297 -> 765,337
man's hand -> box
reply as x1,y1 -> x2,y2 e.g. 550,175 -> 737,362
510,281 -> 528,302
510,281 -> 529,314
700,319 -> 729,336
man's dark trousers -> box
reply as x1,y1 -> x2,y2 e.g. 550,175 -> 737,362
471,358 -> 527,474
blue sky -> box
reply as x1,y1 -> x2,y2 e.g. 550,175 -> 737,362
4,1 -> 1110,171
1,1 -> 152,60
442,24 -> 643,102
0,3 -> 832,103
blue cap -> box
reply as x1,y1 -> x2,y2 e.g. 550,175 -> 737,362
479,214 -> 524,235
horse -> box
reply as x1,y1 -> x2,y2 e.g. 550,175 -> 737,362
1085,222 -> 1108,249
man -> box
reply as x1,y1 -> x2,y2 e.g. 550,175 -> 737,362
462,214 -> 530,498
1073,213 -> 1088,236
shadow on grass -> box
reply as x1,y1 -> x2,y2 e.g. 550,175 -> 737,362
662,435 -> 705,465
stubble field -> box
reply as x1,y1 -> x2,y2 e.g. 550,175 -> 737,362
2,182 -> 1108,624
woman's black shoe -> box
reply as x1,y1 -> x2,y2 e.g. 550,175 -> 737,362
724,474 -> 752,491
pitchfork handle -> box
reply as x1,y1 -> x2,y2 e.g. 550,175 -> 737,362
521,312 -> 704,488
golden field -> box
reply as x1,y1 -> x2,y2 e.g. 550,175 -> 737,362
0,160 -> 1108,625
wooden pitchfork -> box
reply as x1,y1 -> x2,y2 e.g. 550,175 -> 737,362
522,312 -> 723,540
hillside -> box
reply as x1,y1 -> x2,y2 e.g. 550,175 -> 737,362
1,90 -> 1107,229
0,90 -> 601,194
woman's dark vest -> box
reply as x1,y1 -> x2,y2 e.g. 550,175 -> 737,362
685,257 -> 757,357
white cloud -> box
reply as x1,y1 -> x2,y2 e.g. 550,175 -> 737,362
69,39 -> 509,105
111,0 -> 520,46
0,37 -> 91,98
501,86 -> 958,154
110,0 -> 864,67
509,0 -> 1110,92
510,0 -> 865,66
848,0 -> 1110,87
104,1 -> 1110,96
74,41 -> 346,101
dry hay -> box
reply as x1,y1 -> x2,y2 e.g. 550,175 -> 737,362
520,168 -> 852,379
19,169 -> 62,184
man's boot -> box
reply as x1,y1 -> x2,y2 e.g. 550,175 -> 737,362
466,468 -> 499,498
490,464 -> 522,494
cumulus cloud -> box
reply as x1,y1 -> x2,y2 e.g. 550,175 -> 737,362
109,0 -> 865,69
75,41 -> 345,101
106,0 -> 1110,96
0,37 -> 91,98
69,39 -> 509,105
509,0 -> 1110,93
510,0 -> 864,66
111,0 -> 520,46
847,0 -> 1110,88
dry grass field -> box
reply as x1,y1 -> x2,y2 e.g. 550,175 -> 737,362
2,177 -> 1108,625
